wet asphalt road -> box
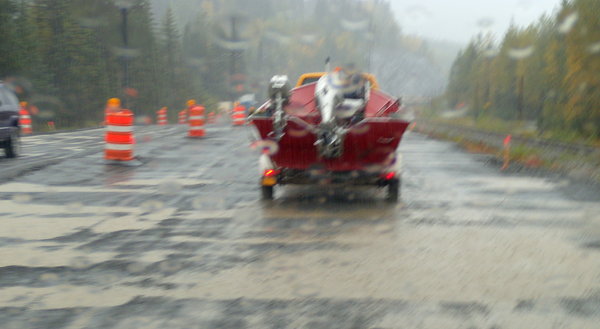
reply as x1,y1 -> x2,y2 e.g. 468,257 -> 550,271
1,121 -> 599,328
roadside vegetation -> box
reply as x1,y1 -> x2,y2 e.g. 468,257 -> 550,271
1,0 -> 443,130
441,0 -> 599,144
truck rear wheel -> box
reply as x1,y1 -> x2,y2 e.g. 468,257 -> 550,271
386,178 -> 400,202
261,185 -> 274,200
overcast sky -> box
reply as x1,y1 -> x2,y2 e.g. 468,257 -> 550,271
389,0 -> 562,44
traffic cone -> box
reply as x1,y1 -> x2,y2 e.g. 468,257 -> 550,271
105,110 -> 135,161
19,102 -> 32,135
188,105 -> 205,138
232,105 -> 246,126
157,107 -> 168,125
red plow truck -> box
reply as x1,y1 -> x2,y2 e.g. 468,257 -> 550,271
250,68 -> 411,202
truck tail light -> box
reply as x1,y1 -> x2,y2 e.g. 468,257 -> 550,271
264,169 -> 279,177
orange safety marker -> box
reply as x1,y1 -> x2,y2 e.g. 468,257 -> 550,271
103,98 -> 122,126
501,134 -> 512,170
232,105 -> 246,126
188,105 -> 205,138
105,98 -> 121,114
105,110 -> 135,161
19,102 -> 32,135
178,109 -> 187,124
157,107 -> 168,125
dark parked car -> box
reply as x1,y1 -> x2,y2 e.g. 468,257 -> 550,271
0,82 -> 20,158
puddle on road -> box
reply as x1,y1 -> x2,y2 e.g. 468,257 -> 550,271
0,200 -> 176,240
466,176 -> 559,193
0,182 -> 154,194
0,222 -> 597,310
110,179 -> 218,187
0,243 -> 116,267
0,133 -> 599,323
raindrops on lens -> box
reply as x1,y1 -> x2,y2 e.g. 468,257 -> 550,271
300,34 -> 318,45
114,0 -> 136,9
66,202 -> 83,212
140,200 -> 165,212
12,194 -> 32,203
483,48 -> 500,58
37,110 -> 56,120
588,41 -> 600,54
111,47 -> 141,59
191,197 -> 204,210
158,260 -> 182,274
70,256 -> 92,269
39,273 -> 59,283
77,17 -> 104,28
126,262 -> 146,274
477,17 -> 494,28
558,12 -> 578,34
158,180 -> 182,196
508,46 -> 534,60
340,18 -> 369,32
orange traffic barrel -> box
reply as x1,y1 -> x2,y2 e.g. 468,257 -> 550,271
188,105 -> 205,138
207,112 -> 216,124
19,104 -> 32,135
232,105 -> 246,126
157,107 -> 168,125
105,110 -> 135,161
178,110 -> 187,124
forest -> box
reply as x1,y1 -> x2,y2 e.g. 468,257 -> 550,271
445,0 -> 600,140
0,0 -> 444,129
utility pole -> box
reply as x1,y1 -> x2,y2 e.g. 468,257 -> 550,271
230,15 -> 238,81
366,0 -> 378,72
120,7 -> 130,108
517,75 -> 524,121
227,14 -> 247,104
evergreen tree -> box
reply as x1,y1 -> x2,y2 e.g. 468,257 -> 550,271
0,0 -> 18,76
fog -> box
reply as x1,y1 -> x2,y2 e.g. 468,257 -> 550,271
389,0 -> 561,43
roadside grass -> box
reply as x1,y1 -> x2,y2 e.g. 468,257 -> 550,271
435,115 -> 600,146
416,120 -> 600,183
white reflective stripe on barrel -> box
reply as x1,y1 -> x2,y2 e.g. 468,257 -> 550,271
105,143 -> 134,151
106,125 -> 133,132
188,116 -> 204,120
189,127 -> 205,131
21,124 -> 32,128
20,115 -> 31,119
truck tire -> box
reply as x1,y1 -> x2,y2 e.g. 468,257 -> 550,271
4,132 -> 19,158
386,178 -> 400,202
261,185 -> 274,200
